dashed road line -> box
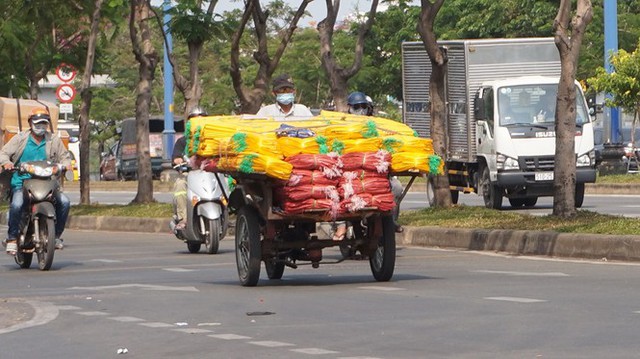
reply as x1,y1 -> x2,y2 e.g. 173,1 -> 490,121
56,305 -> 82,311
208,333 -> 252,340
173,328 -> 213,334
291,348 -> 339,355
68,283 -> 199,292
163,268 -> 197,272
87,259 -> 122,263
472,270 -> 570,277
484,296 -> 547,303
108,316 -> 145,322
138,322 -> 174,328
76,311 -> 109,316
358,286 -> 406,291
249,340 -> 296,348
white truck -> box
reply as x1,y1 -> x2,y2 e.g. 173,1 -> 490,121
401,38 -> 596,209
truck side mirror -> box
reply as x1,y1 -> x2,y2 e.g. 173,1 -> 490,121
474,96 -> 486,121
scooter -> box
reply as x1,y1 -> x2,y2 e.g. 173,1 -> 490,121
170,163 -> 230,254
11,161 -> 71,270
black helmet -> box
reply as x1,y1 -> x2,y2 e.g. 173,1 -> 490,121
187,106 -> 208,119
347,92 -> 368,106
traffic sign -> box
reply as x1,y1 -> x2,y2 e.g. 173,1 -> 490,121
59,103 -> 73,114
56,63 -> 77,83
56,84 -> 76,103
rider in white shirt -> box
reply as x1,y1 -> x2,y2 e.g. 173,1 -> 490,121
256,74 -> 313,119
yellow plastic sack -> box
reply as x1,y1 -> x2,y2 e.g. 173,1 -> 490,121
381,135 -> 434,154
217,153 -> 293,180
334,137 -> 382,154
390,152 -> 444,175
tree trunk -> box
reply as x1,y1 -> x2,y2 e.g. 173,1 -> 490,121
318,0 -> 378,112
78,0 -> 104,205
552,0 -> 593,218
230,0 -> 311,114
417,0 -> 451,208
130,0 -> 158,203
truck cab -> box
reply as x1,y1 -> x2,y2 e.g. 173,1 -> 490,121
474,77 -> 596,208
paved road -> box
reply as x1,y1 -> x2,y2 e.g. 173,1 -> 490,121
2,230 -> 640,358
65,190 -> 640,218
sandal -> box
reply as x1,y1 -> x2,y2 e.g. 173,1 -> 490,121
333,224 -> 347,241
5,241 -> 17,256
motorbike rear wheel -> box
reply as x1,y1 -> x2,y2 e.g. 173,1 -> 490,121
36,217 -> 56,271
369,215 -> 396,282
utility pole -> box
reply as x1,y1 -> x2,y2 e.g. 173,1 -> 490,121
162,0 -> 175,162
604,0 -> 620,143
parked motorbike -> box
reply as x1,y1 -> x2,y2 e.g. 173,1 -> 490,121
170,163 -> 230,254
11,161 -> 71,270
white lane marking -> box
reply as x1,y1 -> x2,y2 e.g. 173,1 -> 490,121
88,259 -> 122,263
358,286 -> 406,291
472,270 -> 570,277
485,296 -> 547,303
291,348 -> 339,355
163,268 -> 196,272
197,322 -> 222,327
68,283 -> 199,292
173,328 -> 213,334
249,341 -> 295,348
56,305 -> 82,310
633,311 -> 640,314
338,357 -> 383,359
77,311 -> 109,316
109,316 -> 145,322
208,334 -> 252,340
0,300 -> 59,335
138,322 -> 174,328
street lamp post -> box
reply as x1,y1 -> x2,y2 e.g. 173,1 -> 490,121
162,0 -> 175,162
604,0 -> 620,143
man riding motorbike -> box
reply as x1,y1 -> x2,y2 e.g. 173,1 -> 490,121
172,106 -> 208,230
0,109 -> 72,256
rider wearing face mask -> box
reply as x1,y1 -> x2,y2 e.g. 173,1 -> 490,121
256,74 -> 313,119
0,109 -> 72,256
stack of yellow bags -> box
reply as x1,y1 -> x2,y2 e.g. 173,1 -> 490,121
186,111 -> 443,180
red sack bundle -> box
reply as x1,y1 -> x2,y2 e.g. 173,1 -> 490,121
287,169 -> 339,186
281,198 -> 337,214
275,185 -> 339,202
338,176 -> 391,198
341,150 -> 391,173
286,153 -> 343,179
338,192 -> 396,213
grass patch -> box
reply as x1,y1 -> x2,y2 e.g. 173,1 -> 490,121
399,205 -> 640,236
70,203 -> 173,218
597,173 -> 640,184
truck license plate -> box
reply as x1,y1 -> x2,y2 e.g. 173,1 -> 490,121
535,172 -> 554,181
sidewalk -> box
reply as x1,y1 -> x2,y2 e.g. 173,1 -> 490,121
3,181 -> 640,263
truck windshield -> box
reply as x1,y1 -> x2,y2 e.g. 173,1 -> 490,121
497,85 -> 589,126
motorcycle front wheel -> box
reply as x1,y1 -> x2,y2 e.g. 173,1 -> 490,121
204,218 -> 221,254
36,217 -> 56,271
15,250 -> 33,269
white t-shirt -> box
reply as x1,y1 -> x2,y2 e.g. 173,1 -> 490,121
255,103 -> 313,120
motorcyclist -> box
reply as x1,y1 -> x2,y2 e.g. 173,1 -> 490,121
347,91 -> 373,116
172,106 -> 208,230
0,109 -> 72,256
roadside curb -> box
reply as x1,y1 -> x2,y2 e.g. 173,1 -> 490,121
397,227 -> 640,262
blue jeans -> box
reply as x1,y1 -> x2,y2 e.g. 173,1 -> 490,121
8,187 -> 70,240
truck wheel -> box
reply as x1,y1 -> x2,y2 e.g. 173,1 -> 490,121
369,215 -> 396,282
481,166 -> 502,210
524,197 -> 538,207
426,177 -> 435,206
265,258 -> 285,280
575,183 -> 585,208
508,198 -> 525,207
235,206 -> 262,286
450,190 -> 459,204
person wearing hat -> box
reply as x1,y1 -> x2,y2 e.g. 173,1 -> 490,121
256,74 -> 313,119
0,108 -> 72,256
